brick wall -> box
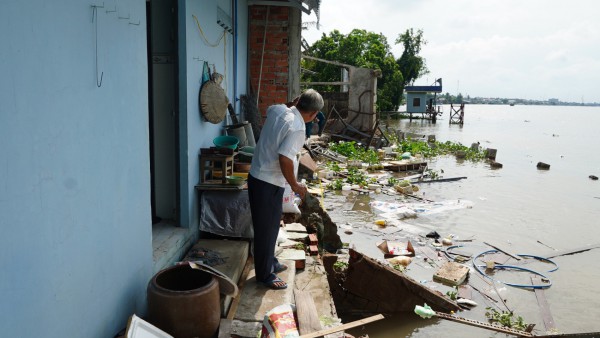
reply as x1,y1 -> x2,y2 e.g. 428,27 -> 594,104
248,5 -> 290,118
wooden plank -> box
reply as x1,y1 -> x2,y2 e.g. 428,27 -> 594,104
294,289 -> 322,335
531,276 -> 555,331
226,257 -> 254,320
483,241 -> 521,261
299,314 -> 384,338
543,243 -> 600,259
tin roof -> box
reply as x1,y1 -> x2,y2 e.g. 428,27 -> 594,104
405,85 -> 443,93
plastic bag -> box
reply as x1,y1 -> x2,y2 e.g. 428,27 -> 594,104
259,304 -> 299,338
282,184 -> 301,214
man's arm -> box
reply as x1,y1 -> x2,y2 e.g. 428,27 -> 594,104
279,154 -> 307,199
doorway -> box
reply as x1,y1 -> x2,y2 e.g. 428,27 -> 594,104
147,0 -> 179,225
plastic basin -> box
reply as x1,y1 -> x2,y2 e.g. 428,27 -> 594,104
213,135 -> 239,149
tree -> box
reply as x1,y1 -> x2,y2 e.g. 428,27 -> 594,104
395,29 -> 429,87
303,29 -> 404,112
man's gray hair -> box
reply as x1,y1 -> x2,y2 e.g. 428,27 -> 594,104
296,89 -> 324,112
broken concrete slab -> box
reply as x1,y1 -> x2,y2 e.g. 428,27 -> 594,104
433,261 -> 470,286
284,222 -> 307,233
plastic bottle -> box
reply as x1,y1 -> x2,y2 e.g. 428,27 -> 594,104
414,303 -> 435,319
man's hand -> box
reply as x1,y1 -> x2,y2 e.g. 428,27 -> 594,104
292,182 -> 308,200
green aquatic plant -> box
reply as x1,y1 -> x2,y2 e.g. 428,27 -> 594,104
446,286 -> 458,300
327,162 -> 342,173
396,138 -> 487,161
329,141 -> 380,164
485,308 -> 528,331
333,261 -> 348,272
326,178 -> 344,190
346,167 -> 369,187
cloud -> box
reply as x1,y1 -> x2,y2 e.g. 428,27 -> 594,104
303,0 -> 600,102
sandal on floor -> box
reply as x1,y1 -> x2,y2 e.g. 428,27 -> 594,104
258,274 -> 288,290
273,262 -> 288,274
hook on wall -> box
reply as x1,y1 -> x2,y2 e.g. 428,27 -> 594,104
129,20 -> 140,26
105,6 -> 116,14
91,2 -> 104,22
118,13 -> 130,20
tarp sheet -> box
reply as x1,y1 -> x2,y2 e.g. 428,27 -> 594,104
200,190 -> 254,238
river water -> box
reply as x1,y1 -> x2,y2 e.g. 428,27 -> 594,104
321,104 -> 600,337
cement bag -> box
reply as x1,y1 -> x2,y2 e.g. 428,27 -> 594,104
282,184 -> 301,214
260,304 -> 299,338
282,156 -> 301,214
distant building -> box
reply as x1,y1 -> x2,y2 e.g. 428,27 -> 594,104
405,79 -> 443,114
549,98 -> 559,104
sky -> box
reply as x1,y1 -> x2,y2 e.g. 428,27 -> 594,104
301,0 -> 600,103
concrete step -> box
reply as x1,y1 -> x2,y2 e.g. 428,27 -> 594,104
182,239 -> 250,317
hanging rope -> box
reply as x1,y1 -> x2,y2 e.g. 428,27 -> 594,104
192,14 -> 225,47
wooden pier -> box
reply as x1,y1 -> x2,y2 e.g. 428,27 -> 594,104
449,103 -> 465,125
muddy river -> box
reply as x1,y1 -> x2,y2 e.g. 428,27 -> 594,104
319,104 -> 600,337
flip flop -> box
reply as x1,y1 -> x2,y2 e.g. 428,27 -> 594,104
258,274 -> 287,290
273,262 -> 288,274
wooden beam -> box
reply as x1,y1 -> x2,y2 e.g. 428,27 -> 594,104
531,276 -> 555,331
294,289 -> 322,335
226,257 -> 254,320
543,243 -> 600,259
483,242 -> 521,261
298,314 -> 384,338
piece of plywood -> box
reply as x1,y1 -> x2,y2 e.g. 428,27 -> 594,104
294,289 -> 322,335
433,261 -> 469,286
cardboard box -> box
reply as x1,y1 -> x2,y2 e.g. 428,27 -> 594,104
376,240 -> 415,258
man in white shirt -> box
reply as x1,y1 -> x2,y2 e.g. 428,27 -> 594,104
248,89 -> 324,290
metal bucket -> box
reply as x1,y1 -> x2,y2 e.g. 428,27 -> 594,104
225,123 -> 248,147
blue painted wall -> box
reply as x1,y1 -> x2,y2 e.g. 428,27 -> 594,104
0,0 -> 249,336
0,1 -> 153,337
179,0 -> 248,227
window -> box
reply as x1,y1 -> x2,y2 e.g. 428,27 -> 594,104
412,97 -> 421,107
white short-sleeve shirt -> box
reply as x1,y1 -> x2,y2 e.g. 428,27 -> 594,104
250,104 -> 305,187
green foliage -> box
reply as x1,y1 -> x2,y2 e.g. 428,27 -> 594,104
327,162 -> 342,173
294,243 -> 306,251
392,264 -> 405,272
446,286 -> 458,300
333,261 -> 348,272
397,139 -> 486,161
346,167 -> 369,187
303,29 -> 404,111
485,308 -> 528,331
387,177 -> 399,186
395,29 -> 429,87
326,178 -> 344,190
329,141 -> 379,164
